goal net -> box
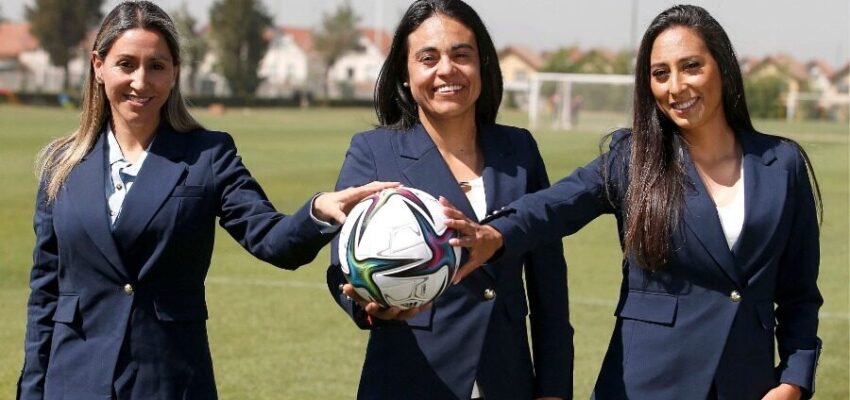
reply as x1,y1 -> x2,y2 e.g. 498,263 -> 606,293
507,72 -> 635,132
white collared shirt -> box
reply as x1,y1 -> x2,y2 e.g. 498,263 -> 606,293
105,125 -> 150,226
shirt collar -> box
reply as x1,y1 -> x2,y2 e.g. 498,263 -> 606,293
106,124 -> 125,166
106,123 -> 154,172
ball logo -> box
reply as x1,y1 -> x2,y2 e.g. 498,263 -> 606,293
339,188 -> 460,309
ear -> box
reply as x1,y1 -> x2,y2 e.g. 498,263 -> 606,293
91,51 -> 104,82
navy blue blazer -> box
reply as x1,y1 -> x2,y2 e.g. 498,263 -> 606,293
490,129 -> 822,400
327,124 -> 573,400
19,125 -> 334,399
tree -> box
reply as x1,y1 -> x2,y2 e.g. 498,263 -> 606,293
172,3 -> 207,96
209,0 -> 272,97
612,49 -> 634,75
26,0 -> 103,91
542,46 -> 581,73
313,1 -> 363,100
744,75 -> 788,119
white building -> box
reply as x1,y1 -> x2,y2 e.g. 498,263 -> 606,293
326,28 -> 391,99
0,22 -> 92,94
256,26 -> 316,98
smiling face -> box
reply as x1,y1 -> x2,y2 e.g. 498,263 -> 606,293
649,26 -> 725,135
405,14 -> 481,125
93,28 -> 177,134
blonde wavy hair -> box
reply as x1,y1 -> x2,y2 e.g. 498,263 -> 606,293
36,0 -> 202,202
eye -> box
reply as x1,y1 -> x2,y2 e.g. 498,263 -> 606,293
117,60 -> 134,69
453,52 -> 472,63
684,61 -> 701,71
151,62 -> 166,71
651,68 -> 669,81
418,54 -> 437,66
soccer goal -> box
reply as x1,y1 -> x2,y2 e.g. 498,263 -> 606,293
513,72 -> 635,131
784,91 -> 850,122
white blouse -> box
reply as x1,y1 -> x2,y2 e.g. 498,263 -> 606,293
463,176 -> 487,221
716,165 -> 745,250
461,176 -> 486,399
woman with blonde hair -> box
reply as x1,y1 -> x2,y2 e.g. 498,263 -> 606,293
18,1 -> 393,398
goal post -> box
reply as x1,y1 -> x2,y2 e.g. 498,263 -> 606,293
524,72 -> 634,131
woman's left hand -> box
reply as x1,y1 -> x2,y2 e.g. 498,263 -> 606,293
341,283 -> 429,321
761,383 -> 802,400
313,181 -> 400,224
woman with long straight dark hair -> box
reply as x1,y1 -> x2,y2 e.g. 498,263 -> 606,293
18,1 -> 394,398
445,4 -> 822,400
326,0 -> 572,398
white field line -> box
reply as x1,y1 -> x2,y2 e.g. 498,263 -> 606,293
204,276 -> 850,321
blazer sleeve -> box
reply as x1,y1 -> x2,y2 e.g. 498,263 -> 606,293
489,133 -> 625,261
774,146 -> 823,397
326,133 -> 378,329
213,133 -> 333,270
18,183 -> 60,400
521,134 -> 574,398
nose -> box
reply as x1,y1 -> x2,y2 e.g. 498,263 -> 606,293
668,71 -> 686,96
130,67 -> 148,91
435,56 -> 454,76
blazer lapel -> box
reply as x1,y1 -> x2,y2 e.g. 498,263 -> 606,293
396,124 -> 478,220
681,149 -> 744,288
65,132 -> 128,278
479,125 -> 520,218
732,131 -> 786,281
112,125 -> 187,251
395,124 -> 496,280
478,126 -> 521,279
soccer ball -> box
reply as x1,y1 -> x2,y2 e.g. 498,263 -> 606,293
339,187 -> 461,310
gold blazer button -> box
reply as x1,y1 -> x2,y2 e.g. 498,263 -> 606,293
729,290 -> 742,302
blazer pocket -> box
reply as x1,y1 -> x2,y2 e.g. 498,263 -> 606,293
617,291 -> 678,326
171,185 -> 205,197
153,290 -> 209,321
52,294 -> 80,323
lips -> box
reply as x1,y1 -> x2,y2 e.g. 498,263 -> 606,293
125,94 -> 153,106
671,97 -> 699,112
434,84 -> 464,94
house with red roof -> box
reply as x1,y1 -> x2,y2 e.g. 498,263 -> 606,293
498,45 -> 545,92
325,28 -> 391,99
255,26 -> 317,98
0,22 -> 94,93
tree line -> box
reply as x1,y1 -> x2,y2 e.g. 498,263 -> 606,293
24,0 -> 363,99
24,0 -> 808,118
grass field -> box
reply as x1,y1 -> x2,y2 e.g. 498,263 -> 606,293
0,105 -> 847,399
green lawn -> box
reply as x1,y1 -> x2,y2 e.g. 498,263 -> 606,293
1,105 -> 847,399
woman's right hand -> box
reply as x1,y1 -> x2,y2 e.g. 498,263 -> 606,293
440,197 -> 504,283
341,284 -> 430,321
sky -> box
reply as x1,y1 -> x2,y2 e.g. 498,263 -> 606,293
4,0 -> 849,68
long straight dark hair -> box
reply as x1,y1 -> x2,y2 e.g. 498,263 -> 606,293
373,0 -> 502,130
625,4 -> 821,270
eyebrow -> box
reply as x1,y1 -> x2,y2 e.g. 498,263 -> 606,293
650,55 -> 701,69
113,53 -> 173,63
